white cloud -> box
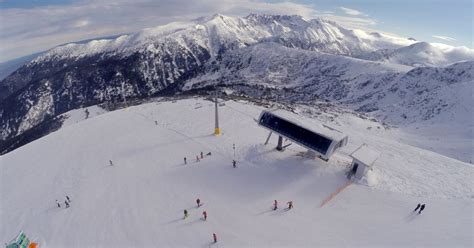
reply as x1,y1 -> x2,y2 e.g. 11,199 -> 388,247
432,35 -> 457,42
0,0 -> 378,62
73,19 -> 90,28
322,14 -> 377,27
339,6 -> 366,16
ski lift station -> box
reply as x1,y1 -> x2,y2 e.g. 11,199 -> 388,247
257,110 -> 348,160
349,144 -> 380,180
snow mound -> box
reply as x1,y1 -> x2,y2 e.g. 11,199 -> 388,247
359,169 -> 379,187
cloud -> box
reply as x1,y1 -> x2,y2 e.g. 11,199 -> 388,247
322,14 -> 377,27
432,35 -> 457,42
339,6 -> 366,16
73,19 -> 90,28
0,0 -> 377,62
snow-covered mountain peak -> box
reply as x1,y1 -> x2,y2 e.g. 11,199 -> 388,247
245,13 -> 309,25
27,13 -> 473,67
369,32 -> 383,38
129,21 -> 194,43
407,41 -> 433,51
30,13 -> 416,63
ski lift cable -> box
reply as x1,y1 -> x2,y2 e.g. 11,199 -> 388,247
130,111 -> 260,166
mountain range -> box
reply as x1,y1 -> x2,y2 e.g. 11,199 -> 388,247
1,13 -> 472,158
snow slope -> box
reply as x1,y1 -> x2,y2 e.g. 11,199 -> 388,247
60,105 -> 107,127
183,42 -> 411,90
1,98 -> 472,247
358,42 -> 474,67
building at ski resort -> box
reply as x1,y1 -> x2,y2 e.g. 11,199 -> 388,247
257,110 -> 348,160
5,231 -> 38,248
348,144 -> 380,180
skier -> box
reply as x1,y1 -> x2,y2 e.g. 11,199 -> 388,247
184,209 -> 189,219
200,152 -> 204,159
85,108 -> 90,119
206,152 -> 212,156
203,211 -> 207,221
418,204 -> 425,214
65,200 -> 70,208
413,203 -> 421,212
287,201 -> 293,210
184,157 -> 187,165
196,156 -> 200,162
56,200 -> 61,208
213,233 -> 217,243
196,198 -> 201,207
232,160 -> 237,168
109,160 -> 114,166
273,200 -> 278,211
66,195 -> 71,203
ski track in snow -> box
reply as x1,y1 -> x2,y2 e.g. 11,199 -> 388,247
1,98 -> 472,247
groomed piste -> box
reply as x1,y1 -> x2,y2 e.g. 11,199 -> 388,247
1,98 -> 472,247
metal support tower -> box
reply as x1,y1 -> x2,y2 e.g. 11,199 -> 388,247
214,89 -> 221,136
276,135 -> 283,151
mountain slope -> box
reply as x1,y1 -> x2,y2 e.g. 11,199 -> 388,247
0,52 -> 44,81
0,13 -> 472,161
1,13 -> 416,102
358,42 -> 474,67
0,13 -> 410,141
185,43 -> 473,125
1,98 -> 472,247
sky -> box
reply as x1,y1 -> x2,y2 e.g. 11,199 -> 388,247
0,0 -> 472,62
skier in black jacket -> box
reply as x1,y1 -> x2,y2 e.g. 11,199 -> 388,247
184,209 -> 189,219
418,204 -> 425,214
413,203 -> 421,212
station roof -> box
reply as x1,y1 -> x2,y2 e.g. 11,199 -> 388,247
350,144 -> 380,167
266,109 -> 348,142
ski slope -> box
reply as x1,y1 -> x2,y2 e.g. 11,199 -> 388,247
1,98 -> 472,247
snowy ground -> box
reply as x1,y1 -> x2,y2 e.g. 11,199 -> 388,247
393,123 -> 474,165
1,98 -> 472,247
60,105 -> 107,127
